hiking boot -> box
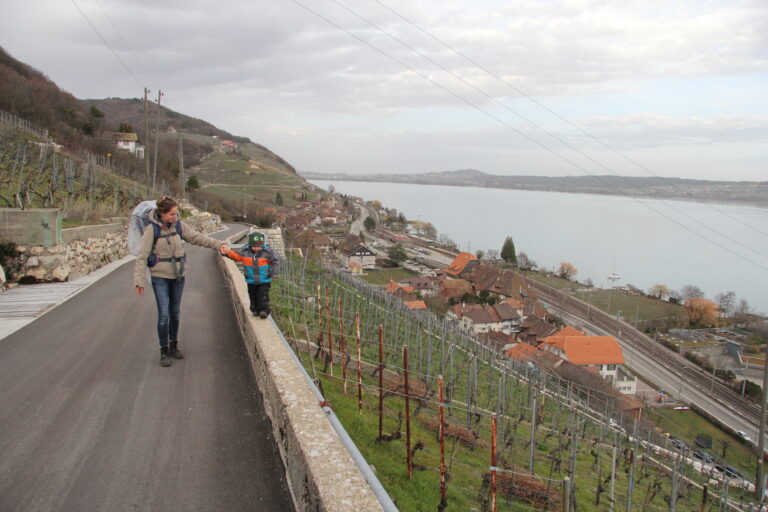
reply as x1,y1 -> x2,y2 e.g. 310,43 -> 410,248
169,340 -> 184,359
252,311 -> 259,317
258,311 -> 268,319
160,347 -> 172,367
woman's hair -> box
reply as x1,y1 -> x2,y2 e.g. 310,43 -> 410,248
156,196 -> 178,214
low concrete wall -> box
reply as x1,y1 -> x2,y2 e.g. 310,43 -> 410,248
62,222 -> 123,243
217,234 -> 386,512
0,208 -> 62,247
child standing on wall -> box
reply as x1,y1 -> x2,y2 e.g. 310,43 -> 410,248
223,231 -> 279,318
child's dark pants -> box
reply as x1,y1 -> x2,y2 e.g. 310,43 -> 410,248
247,282 -> 271,315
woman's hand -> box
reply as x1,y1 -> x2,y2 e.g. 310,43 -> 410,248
220,244 -> 230,255
135,286 -> 144,296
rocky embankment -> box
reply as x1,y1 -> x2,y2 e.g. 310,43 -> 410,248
5,210 -> 221,287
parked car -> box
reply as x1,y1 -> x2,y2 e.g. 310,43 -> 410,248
692,450 -> 714,464
736,430 -> 753,443
670,438 -> 687,451
714,464 -> 744,479
694,434 -> 713,449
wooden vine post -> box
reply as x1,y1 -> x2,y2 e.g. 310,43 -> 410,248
404,345 -> 412,479
356,312 -> 362,412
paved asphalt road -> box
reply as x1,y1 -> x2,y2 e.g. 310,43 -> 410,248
0,226 -> 294,511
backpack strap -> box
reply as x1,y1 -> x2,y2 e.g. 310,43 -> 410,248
149,222 -> 186,279
149,222 -> 185,260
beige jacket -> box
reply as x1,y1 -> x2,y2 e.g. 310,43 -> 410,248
133,211 -> 223,289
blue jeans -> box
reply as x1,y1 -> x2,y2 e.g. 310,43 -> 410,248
150,277 -> 185,348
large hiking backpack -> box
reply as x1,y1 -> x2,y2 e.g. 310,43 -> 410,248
128,200 -> 183,267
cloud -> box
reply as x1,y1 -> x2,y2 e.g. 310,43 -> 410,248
1,0 -> 767,180
580,114 -> 768,147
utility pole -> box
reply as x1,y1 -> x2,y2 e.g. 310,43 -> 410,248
179,133 -> 185,200
152,90 -> 163,192
143,88 -> 150,188
756,344 -> 768,499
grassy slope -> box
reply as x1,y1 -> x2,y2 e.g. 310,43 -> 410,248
185,135 -> 315,208
523,271 -> 685,327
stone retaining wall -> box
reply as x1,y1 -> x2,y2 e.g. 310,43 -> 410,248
11,213 -> 221,284
62,222 -> 124,243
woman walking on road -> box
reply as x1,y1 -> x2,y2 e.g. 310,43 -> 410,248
133,197 -> 229,366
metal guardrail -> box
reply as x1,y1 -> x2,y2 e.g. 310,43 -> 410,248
268,316 -> 399,512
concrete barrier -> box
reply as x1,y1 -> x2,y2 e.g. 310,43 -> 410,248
0,208 -> 62,246
217,232 -> 389,512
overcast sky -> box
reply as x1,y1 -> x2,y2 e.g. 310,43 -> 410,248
2,0 -> 767,180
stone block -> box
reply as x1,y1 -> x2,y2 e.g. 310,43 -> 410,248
51,265 -> 70,281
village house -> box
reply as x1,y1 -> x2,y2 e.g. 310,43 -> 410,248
442,254 -> 547,325
112,132 -> 144,158
447,300 -> 523,335
540,333 -> 637,394
338,236 -> 375,270
386,280 -> 417,301
405,300 -> 428,311
506,342 -> 547,363
318,208 -> 342,225
438,279 -> 473,301
516,316 -> 557,345
291,229 -> 332,253
284,212 -> 320,230
444,252 -> 479,277
397,276 -> 438,297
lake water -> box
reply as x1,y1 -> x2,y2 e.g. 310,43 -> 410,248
310,180 -> 768,315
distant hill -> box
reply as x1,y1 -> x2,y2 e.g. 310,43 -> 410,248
81,97 -> 298,176
0,45 -> 309,219
81,97 -> 250,145
302,169 -> 768,205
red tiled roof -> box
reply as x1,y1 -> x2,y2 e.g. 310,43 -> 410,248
406,300 -> 427,310
399,277 -> 435,291
545,336 -> 624,366
502,298 -> 524,309
463,305 -> 497,324
445,252 -> 478,276
439,279 -> 473,299
387,280 -> 415,295
492,302 -> 520,321
505,343 -> 540,362
551,326 -> 585,338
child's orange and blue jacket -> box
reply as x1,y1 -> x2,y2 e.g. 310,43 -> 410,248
224,245 -> 279,285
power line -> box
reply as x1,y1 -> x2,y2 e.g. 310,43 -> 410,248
288,0 -> 768,274
330,0 -> 768,262
93,0 -> 159,90
70,0 -> 145,89
369,0 -> 768,240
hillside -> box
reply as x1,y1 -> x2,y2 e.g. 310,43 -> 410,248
80,97 -> 250,145
302,169 -> 768,205
181,133 -> 318,215
0,46 -> 313,221
0,46 -> 96,149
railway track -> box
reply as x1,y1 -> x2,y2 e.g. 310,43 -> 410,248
525,278 -> 763,431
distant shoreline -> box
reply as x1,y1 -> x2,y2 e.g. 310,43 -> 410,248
306,175 -> 768,209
